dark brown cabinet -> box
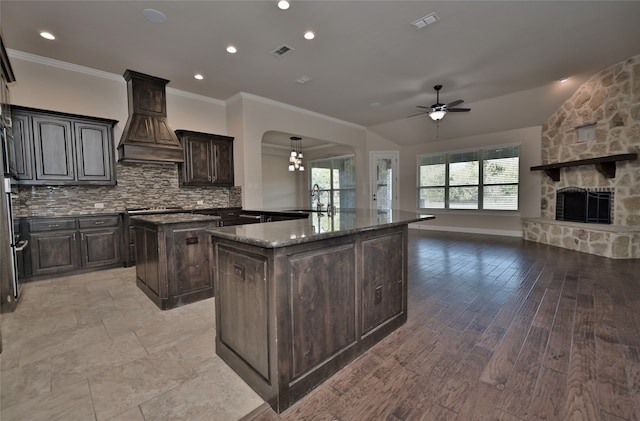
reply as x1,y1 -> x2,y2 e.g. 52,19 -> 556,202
79,216 -> 121,268
176,130 -> 234,186
32,115 -> 75,181
10,111 -> 33,181
212,224 -> 410,413
28,218 -> 79,277
12,106 -> 117,185
131,214 -> 219,310
26,215 -> 122,279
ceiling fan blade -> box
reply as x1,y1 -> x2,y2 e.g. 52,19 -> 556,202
416,105 -> 432,109
446,99 -> 464,108
406,112 -> 427,118
447,108 -> 471,112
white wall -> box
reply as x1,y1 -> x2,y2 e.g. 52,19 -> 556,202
261,147 -> 301,209
227,93 -> 369,210
8,52 -> 228,154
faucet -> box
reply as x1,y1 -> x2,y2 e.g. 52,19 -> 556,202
311,184 -> 323,211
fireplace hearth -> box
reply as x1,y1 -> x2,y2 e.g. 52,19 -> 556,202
556,187 -> 611,224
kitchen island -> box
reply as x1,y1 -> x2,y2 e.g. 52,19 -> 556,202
209,209 -> 434,412
131,212 -> 220,310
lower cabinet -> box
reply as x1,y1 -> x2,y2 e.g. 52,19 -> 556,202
79,216 -> 121,269
29,220 -> 79,276
27,215 -> 122,279
133,217 -> 214,310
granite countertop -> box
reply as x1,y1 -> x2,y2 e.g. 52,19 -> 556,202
208,209 -> 435,248
130,212 -> 221,225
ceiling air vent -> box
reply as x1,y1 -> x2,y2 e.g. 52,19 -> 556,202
411,13 -> 439,30
271,45 -> 294,57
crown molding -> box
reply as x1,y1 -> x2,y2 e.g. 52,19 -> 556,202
7,49 -> 225,106
233,91 -> 364,130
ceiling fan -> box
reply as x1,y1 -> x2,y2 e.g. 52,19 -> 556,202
414,85 -> 471,121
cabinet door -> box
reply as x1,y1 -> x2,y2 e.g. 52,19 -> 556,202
213,139 -> 234,185
74,121 -> 114,183
30,231 -> 79,276
11,112 -> 33,181
361,231 -> 404,334
184,137 -> 214,185
80,227 -> 121,268
32,115 -> 75,181
170,227 -> 211,296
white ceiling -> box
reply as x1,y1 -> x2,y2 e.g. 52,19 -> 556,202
2,1 -> 640,146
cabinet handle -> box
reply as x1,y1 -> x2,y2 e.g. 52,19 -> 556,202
72,233 -> 76,241
48,224 -> 59,228
94,221 -> 104,225
81,233 -> 84,241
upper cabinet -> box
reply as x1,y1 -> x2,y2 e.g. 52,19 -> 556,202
12,106 -> 118,185
175,130 -> 234,187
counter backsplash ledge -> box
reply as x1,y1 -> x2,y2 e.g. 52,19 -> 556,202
16,162 -> 242,217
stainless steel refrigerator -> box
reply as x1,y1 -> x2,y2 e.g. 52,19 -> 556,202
0,32 -> 21,317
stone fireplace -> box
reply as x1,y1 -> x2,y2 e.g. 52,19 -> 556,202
522,54 -> 640,259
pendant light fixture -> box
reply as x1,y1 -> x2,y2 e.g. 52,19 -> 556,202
288,136 -> 304,171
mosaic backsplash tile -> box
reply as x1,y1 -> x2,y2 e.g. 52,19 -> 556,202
16,162 -> 242,217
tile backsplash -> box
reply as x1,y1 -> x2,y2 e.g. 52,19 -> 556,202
16,162 -> 242,217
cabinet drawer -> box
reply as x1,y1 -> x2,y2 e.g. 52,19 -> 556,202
78,216 -> 120,229
29,218 -> 76,232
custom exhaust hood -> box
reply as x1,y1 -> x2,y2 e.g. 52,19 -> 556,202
117,70 -> 184,163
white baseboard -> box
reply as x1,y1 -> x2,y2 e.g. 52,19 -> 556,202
409,223 -> 523,238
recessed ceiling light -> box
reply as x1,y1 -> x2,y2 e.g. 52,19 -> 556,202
277,0 -> 290,10
40,31 -> 55,40
143,8 -> 167,24
304,31 -> 315,40
194,74 -> 204,80
226,45 -> 237,54
560,76 -> 569,83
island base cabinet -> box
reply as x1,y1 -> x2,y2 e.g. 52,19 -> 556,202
134,219 -> 214,310
212,225 -> 409,413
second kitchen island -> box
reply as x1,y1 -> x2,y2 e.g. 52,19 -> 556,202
131,213 -> 220,310
209,209 -> 434,412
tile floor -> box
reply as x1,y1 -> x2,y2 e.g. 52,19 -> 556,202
0,267 -> 264,420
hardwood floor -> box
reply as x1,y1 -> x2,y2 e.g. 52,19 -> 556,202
244,230 -> 640,420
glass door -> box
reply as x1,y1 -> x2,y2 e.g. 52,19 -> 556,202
370,152 -> 398,211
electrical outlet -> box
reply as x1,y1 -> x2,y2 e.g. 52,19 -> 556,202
197,200 -> 204,205
374,285 -> 383,304
94,203 -> 104,209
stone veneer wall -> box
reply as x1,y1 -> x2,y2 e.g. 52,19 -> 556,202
522,54 -> 640,258
16,162 -> 242,217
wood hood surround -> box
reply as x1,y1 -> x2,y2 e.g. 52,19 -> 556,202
117,70 -> 184,163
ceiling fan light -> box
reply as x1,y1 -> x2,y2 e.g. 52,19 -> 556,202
288,164 -> 295,171
429,110 -> 446,121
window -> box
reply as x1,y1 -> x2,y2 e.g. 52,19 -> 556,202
310,155 -> 356,210
417,145 -> 520,211
310,155 -> 356,232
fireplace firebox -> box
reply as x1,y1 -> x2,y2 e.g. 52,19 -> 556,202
556,187 -> 611,224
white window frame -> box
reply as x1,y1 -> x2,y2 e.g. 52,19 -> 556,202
417,144 -> 521,212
